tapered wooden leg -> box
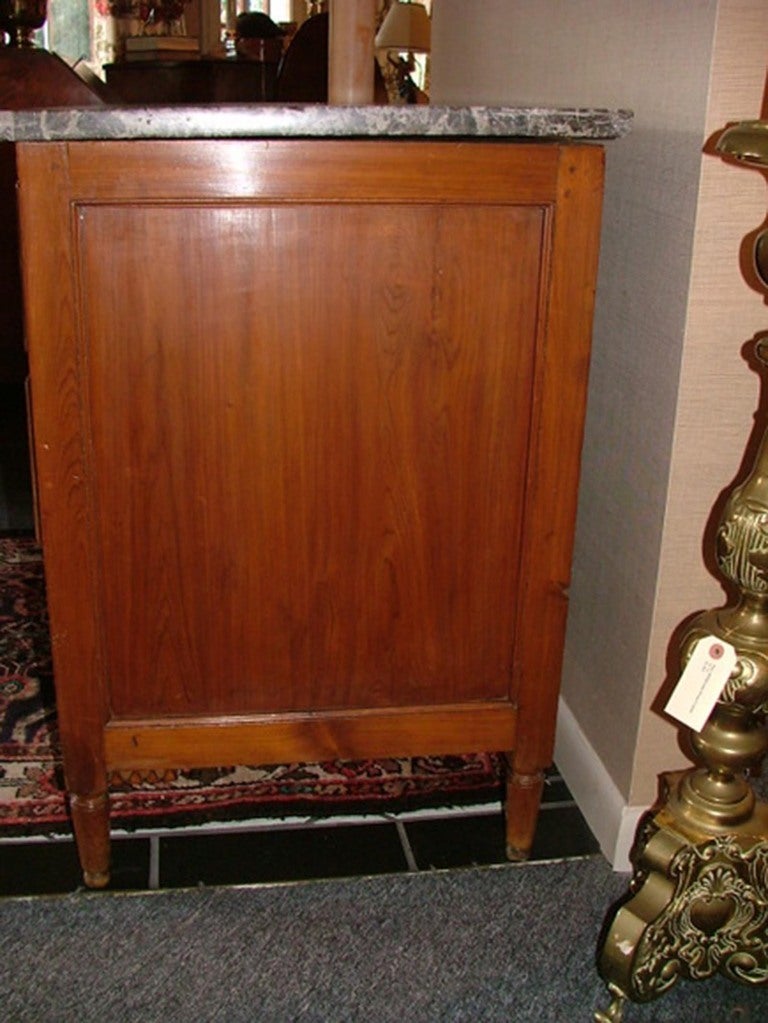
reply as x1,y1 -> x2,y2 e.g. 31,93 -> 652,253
69,791 -> 111,888
504,759 -> 545,860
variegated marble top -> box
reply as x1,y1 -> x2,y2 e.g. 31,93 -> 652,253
0,104 -> 632,142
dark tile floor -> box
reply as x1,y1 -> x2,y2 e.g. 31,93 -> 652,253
0,770 -> 599,897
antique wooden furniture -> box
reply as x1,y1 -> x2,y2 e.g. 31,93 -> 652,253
0,45 -> 111,108
104,55 -> 281,105
14,133 -> 605,886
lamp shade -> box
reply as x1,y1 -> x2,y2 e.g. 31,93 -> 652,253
375,2 -> 431,53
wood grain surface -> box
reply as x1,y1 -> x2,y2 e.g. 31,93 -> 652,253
15,138 -> 604,878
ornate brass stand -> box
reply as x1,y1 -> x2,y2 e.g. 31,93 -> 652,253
595,121 -> 768,1022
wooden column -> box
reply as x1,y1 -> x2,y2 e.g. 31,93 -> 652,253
328,0 -> 377,105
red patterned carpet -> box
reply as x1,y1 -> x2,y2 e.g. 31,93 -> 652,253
0,537 -> 502,837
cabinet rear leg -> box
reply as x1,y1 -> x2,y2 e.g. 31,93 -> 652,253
504,758 -> 545,861
70,791 -> 111,888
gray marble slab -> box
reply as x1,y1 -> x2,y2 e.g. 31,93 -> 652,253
0,104 -> 632,142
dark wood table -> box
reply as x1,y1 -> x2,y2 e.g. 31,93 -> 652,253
105,55 -> 281,104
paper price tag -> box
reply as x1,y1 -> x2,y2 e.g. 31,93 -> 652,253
664,635 -> 738,733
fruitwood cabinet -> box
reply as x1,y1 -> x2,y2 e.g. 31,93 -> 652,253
15,137 -> 604,886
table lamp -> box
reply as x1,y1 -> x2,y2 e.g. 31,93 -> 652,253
374,1 -> 430,104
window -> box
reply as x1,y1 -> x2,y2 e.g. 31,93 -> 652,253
40,0 -> 90,62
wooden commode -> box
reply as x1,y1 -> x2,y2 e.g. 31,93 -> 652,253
11,122 -> 610,886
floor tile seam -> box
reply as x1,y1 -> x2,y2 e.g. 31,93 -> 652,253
393,818 -> 419,872
148,835 -> 160,890
0,798 -> 580,847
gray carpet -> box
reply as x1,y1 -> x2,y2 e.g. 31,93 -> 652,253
0,855 -> 764,1022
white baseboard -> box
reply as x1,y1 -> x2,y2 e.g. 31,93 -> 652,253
554,697 -> 646,872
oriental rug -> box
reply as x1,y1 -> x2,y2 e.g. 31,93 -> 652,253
0,536 -> 502,838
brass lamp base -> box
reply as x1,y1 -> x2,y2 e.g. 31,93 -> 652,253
595,774 -> 768,1022
595,119 -> 768,1021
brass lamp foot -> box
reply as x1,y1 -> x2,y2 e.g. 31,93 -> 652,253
596,778 -> 768,1018
593,983 -> 628,1023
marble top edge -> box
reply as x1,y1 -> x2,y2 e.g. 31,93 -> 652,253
0,104 -> 633,143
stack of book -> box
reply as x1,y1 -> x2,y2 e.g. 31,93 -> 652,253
124,36 -> 200,62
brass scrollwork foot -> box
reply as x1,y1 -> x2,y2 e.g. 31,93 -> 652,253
596,797 -> 768,1016
594,982 -> 627,1022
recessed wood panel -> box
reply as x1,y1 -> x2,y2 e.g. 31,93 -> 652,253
16,138 -> 605,881
77,201 -> 543,717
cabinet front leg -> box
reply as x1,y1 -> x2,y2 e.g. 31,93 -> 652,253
69,791 -> 111,888
504,758 -> 545,861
